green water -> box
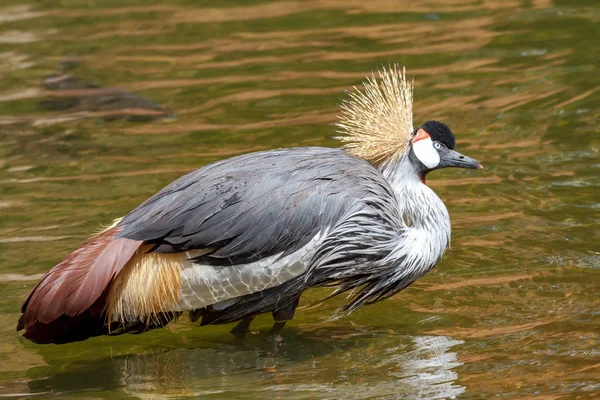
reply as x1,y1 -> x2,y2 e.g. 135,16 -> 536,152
0,1 -> 599,398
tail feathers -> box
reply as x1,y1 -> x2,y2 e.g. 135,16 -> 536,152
17,290 -> 110,344
18,227 -> 143,343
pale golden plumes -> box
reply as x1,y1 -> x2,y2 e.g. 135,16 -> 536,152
335,65 -> 414,165
106,247 -> 185,326
95,217 -> 123,236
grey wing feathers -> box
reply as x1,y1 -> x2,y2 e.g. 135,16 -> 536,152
116,147 -> 395,265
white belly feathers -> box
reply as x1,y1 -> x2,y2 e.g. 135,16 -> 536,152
174,231 -> 325,311
108,231 -> 325,323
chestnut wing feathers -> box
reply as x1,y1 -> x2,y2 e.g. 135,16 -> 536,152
116,147 -> 393,265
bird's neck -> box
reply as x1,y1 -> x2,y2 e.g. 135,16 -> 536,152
379,153 -> 451,264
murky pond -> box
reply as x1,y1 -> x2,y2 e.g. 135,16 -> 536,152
0,1 -> 598,398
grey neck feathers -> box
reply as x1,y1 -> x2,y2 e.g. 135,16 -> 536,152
379,153 -> 451,274
309,151 -> 453,315
324,152 -> 453,315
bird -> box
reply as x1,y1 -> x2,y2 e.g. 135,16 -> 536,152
17,65 -> 481,344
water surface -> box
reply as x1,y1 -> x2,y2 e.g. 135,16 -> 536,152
0,1 -> 598,398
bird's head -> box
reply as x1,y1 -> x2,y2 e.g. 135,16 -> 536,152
409,120 -> 482,183
335,65 -> 482,180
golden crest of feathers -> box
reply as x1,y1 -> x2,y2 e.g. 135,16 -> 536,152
335,65 -> 414,164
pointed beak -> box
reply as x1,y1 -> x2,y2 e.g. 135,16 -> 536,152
443,149 -> 482,170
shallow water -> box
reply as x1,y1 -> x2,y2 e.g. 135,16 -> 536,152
0,1 -> 598,398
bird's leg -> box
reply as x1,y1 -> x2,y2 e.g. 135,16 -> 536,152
267,321 -> 287,344
230,316 -> 254,342
267,297 -> 300,343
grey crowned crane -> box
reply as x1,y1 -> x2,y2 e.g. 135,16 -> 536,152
17,66 -> 481,344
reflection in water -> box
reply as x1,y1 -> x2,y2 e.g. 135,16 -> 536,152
26,332 -> 464,399
393,336 -> 465,399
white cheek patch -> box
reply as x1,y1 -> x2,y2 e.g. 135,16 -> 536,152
413,137 -> 440,169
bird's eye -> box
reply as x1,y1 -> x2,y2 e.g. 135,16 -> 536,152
433,142 -> 441,150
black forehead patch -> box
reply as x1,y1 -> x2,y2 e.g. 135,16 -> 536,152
419,120 -> 456,149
